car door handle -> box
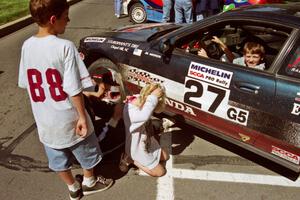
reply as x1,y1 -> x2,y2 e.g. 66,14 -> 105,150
235,81 -> 260,94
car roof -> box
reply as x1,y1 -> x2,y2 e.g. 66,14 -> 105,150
218,3 -> 300,28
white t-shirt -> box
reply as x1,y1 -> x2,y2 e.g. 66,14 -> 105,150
233,57 -> 265,70
18,35 -> 94,149
123,95 -> 161,170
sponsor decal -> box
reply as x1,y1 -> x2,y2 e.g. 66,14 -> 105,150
107,39 -> 139,48
291,102 -> 300,115
127,68 -> 164,84
271,146 -> 300,165
133,49 -> 142,56
294,92 -> 300,103
145,51 -> 161,59
238,133 -> 250,142
183,77 -> 249,126
188,62 -> 233,88
165,98 -> 196,116
226,106 -> 249,126
84,37 -> 106,43
122,64 -> 248,126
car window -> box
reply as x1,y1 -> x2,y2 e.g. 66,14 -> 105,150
175,21 -> 291,71
278,39 -> 300,79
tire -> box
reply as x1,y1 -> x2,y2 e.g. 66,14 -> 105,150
88,58 -> 116,75
87,58 -> 126,101
129,3 -> 147,24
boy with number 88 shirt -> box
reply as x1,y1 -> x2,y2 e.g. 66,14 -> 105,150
18,0 -> 113,199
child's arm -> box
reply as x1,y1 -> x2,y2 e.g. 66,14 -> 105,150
71,92 -> 88,138
83,82 -> 107,98
129,88 -> 163,123
211,36 -> 235,63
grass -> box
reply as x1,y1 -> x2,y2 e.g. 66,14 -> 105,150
0,0 -> 30,26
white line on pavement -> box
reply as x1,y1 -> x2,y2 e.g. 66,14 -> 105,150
171,169 -> 300,187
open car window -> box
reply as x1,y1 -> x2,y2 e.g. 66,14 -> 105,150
175,21 -> 291,71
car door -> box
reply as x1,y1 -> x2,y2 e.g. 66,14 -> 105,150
273,32 -> 300,148
126,19 -> 282,146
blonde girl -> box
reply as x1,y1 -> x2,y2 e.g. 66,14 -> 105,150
120,83 -> 169,177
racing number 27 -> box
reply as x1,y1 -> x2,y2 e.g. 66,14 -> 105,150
184,79 -> 225,113
27,68 -> 67,102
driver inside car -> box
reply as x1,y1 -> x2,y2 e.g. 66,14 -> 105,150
190,36 -> 266,70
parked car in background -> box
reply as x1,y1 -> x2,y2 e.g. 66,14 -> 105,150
79,3 -> 300,173
223,0 -> 283,11
124,0 -> 163,24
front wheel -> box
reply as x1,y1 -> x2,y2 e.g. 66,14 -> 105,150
129,3 -> 147,24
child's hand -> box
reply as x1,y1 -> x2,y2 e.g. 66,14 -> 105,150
151,87 -> 163,98
211,36 -> 226,51
76,117 -> 88,138
197,48 -> 208,58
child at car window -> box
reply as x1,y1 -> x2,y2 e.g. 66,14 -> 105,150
233,41 -> 266,70
195,36 -> 266,70
120,83 -> 169,177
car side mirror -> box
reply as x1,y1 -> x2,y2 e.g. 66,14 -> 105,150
159,39 -> 174,56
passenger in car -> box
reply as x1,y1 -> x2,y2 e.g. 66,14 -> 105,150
233,41 -> 266,70
120,83 -> 169,177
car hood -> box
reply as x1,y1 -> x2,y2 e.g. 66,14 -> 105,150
87,23 -> 181,42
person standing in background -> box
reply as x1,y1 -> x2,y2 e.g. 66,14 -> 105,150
114,0 -> 122,18
162,0 -> 173,22
194,0 -> 221,21
174,0 -> 193,24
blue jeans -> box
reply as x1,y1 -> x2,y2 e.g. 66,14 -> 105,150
44,133 -> 102,171
114,0 -> 122,16
162,0 -> 173,22
174,0 -> 193,24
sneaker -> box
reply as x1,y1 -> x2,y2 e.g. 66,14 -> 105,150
69,188 -> 83,200
82,176 -> 114,195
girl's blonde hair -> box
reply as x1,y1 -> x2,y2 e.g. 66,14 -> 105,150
137,83 -> 166,113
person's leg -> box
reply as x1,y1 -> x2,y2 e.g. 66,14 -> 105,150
160,147 -> 170,162
114,0 -> 117,15
71,133 -> 113,195
116,0 -> 122,18
183,0 -> 193,24
162,0 -> 172,22
43,145 -> 82,200
58,170 -> 75,185
174,0 -> 184,23
134,160 -> 166,177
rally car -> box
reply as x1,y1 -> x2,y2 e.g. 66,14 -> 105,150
124,0 -> 283,24
79,3 -> 300,172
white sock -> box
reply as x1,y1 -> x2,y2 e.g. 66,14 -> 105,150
82,176 -> 96,187
67,181 -> 80,192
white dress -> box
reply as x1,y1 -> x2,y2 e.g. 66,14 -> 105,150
123,95 -> 162,170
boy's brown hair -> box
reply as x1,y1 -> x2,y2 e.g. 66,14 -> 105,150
30,0 -> 69,26
243,42 -> 265,58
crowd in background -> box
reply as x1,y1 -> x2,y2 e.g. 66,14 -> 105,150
163,0 -> 223,24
